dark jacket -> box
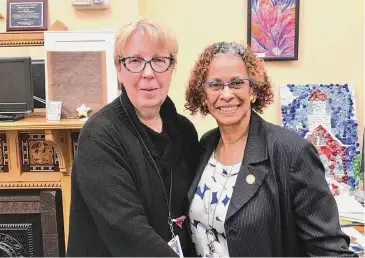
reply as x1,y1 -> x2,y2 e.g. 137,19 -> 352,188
67,90 -> 200,257
188,111 -> 356,257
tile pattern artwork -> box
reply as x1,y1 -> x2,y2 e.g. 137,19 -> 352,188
0,133 -> 9,172
280,84 -> 362,192
19,133 -> 59,172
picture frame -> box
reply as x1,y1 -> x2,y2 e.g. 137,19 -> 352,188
6,0 -> 48,31
44,30 -> 118,119
247,0 -> 300,61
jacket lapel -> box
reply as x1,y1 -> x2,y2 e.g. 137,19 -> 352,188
188,112 -> 270,220
225,112 -> 269,221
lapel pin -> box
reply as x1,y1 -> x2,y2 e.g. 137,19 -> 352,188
246,174 -> 255,184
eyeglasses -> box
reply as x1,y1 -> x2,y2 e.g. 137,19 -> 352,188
119,56 -> 175,73
202,78 -> 251,93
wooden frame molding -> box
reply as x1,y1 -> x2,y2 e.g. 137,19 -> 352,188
0,31 -> 44,47
0,116 -> 83,243
45,129 -> 72,176
0,181 -> 61,189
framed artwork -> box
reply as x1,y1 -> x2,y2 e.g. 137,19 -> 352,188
247,0 -> 300,61
44,30 -> 118,119
280,84 -> 362,192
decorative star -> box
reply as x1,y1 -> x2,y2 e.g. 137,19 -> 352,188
76,103 -> 91,118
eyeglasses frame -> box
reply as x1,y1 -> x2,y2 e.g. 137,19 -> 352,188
119,55 -> 175,73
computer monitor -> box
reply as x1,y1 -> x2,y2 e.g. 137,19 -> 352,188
0,57 -> 34,114
31,59 -> 46,108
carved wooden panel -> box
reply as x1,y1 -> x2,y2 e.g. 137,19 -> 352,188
0,132 -> 9,172
0,191 -> 64,257
19,132 -> 59,172
0,196 -> 40,214
71,131 -> 80,158
40,191 -> 60,257
0,223 -> 34,256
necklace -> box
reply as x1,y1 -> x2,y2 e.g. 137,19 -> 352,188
204,125 -> 248,256
222,124 -> 249,145
205,150 -> 237,256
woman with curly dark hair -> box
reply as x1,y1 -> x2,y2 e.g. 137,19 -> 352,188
185,42 -> 356,257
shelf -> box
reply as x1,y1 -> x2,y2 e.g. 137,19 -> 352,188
0,31 -> 44,47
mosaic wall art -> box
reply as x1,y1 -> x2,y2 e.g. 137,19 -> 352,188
280,84 -> 362,192
19,133 -> 59,172
0,133 -> 9,172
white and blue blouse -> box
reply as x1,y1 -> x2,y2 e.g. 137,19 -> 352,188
189,152 -> 241,257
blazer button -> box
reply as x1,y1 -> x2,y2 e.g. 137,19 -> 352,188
228,228 -> 237,237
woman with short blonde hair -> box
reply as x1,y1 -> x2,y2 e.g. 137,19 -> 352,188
113,19 -> 178,67
67,19 -> 199,257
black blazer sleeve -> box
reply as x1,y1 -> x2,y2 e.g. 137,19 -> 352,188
68,136 -> 177,257
289,142 -> 356,256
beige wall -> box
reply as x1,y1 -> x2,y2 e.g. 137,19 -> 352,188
0,0 -> 364,143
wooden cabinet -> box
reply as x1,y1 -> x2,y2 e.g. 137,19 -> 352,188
0,113 -> 84,245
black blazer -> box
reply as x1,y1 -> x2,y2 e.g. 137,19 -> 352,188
188,112 -> 356,257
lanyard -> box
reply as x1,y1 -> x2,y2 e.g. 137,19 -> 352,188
144,150 -> 175,238
167,170 -> 175,237
120,96 -> 175,238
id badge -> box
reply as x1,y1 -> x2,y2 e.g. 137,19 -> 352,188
168,235 -> 184,257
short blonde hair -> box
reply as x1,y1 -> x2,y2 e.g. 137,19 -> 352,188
113,19 -> 178,67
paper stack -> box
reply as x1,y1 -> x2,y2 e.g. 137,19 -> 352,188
335,194 -> 365,224
335,194 -> 365,255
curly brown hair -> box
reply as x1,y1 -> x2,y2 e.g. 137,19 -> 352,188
185,42 -> 274,115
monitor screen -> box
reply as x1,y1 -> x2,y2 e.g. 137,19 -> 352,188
0,57 -> 34,113
31,60 -> 46,108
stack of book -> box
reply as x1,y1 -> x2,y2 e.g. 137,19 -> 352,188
335,194 -> 365,255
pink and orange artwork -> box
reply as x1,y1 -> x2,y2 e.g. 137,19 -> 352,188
247,0 -> 300,60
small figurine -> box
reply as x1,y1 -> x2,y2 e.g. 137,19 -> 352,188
76,103 -> 91,119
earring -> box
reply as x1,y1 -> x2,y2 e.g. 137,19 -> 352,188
250,95 -> 257,103
203,100 -> 207,107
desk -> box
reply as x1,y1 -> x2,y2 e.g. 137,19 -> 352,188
354,225 -> 364,235
0,113 -> 84,243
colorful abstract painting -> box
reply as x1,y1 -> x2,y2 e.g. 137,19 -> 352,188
247,0 -> 300,60
280,84 -> 362,193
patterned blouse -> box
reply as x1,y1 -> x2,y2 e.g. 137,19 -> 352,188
189,152 -> 241,257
